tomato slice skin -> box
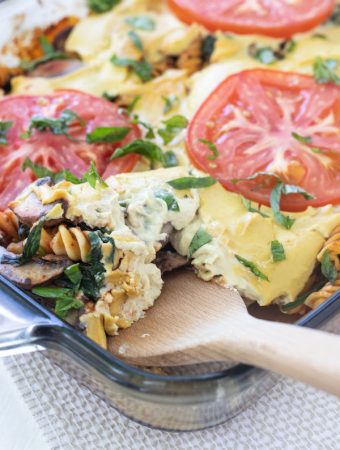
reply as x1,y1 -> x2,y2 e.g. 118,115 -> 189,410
186,69 -> 340,212
168,0 -> 336,38
0,90 -> 140,209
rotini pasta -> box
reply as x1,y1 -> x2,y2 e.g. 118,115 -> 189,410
0,209 -> 19,240
50,225 -> 90,262
305,274 -> 340,309
317,225 -> 340,271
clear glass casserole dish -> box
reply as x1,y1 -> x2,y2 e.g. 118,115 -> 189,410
0,0 -> 340,432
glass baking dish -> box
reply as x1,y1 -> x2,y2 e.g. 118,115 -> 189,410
1,0 -> 340,432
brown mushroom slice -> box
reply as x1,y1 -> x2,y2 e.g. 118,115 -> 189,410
29,59 -> 83,78
0,247 -> 70,289
11,179 -> 67,228
155,250 -> 188,274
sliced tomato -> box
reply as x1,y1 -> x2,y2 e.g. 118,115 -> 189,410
187,69 -> 340,212
0,90 -> 140,209
168,0 -> 336,38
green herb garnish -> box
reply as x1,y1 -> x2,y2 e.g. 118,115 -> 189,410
201,35 -> 217,62
241,197 -> 269,218
32,286 -> 83,319
162,95 -> 179,114
64,263 -> 82,289
111,55 -> 153,82
162,151 -> 178,168
125,15 -> 156,31
313,57 -> 340,85
128,30 -> 143,51
167,176 -> 216,190
126,95 -> 141,114
87,0 -> 120,13
155,190 -> 180,212
111,139 -> 166,168
20,35 -> 70,72
82,161 -> 108,189
158,115 -> 188,145
281,280 -> 326,311
86,126 -> 131,143
0,121 -> 13,145
248,40 -> 296,65
321,249 -> 337,284
22,158 -> 83,184
292,132 -> 322,154
271,240 -> 286,262
199,138 -> 219,160
188,227 -> 212,258
235,255 -> 269,281
131,115 -> 155,138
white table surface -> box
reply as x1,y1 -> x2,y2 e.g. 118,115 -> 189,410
0,358 -> 48,450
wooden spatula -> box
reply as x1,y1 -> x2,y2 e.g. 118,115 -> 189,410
109,270 -> 340,396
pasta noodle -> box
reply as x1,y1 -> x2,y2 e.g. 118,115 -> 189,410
317,225 -> 340,271
50,225 -> 90,262
305,275 -> 340,309
177,36 -> 204,75
0,209 -> 19,240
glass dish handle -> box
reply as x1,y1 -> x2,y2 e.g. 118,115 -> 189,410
0,276 -> 59,356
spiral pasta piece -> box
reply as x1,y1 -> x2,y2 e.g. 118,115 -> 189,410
0,209 -> 19,240
305,275 -> 340,310
50,225 -> 90,262
317,225 -> 340,271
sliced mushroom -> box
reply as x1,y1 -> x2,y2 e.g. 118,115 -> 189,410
155,250 -> 188,274
29,59 -> 83,78
0,246 -> 70,289
11,178 -> 67,228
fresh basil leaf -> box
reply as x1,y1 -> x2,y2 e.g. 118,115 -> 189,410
20,37 -> 70,73
321,249 -> 338,284
87,0 -> 120,13
188,227 -> 212,258
0,121 -> 13,145
22,158 -> 83,184
162,95 -> 179,114
128,30 -> 143,51
32,287 -> 74,299
199,138 -> 219,160
102,92 -> 117,102
313,57 -> 340,85
291,132 -> 312,144
271,240 -> 286,262
61,109 -> 86,127
232,171 -> 281,185
281,280 -> 326,311
270,183 -> 295,230
168,176 -> 216,190
201,35 -> 216,62
162,151 -> 178,168
39,35 -> 54,54
64,263 -> 82,288
21,218 -> 46,265
281,184 -> 314,200
82,161 -> 108,189
126,95 -> 141,114
111,55 -> 153,82
55,169 -> 83,184
235,255 -> 269,281
251,46 -> 277,65
55,297 -> 83,319
131,115 -> 155,138
158,115 -> 188,145
86,126 -> 130,143
111,139 -> 165,168
125,15 -> 156,31
248,40 -> 296,65
241,196 -> 269,218
155,190 -> 180,212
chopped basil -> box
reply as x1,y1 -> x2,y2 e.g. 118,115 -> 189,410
55,297 -> 83,318
321,249 -> 337,284
162,150 -> 178,168
125,15 -> 156,31
188,227 -> 212,258
162,95 -> 179,114
22,109 -> 85,141
64,263 -> 82,288
111,139 -> 163,168
281,280 -> 326,311
232,171 -> 281,185
22,158 -> 83,184
102,92 -> 117,102
248,40 -> 296,65
126,95 -> 141,114
235,255 -> 269,281
111,55 -> 153,82
201,35 -> 217,62
128,30 -> 143,52
199,138 -> 219,160
313,57 -> 340,85
270,183 -> 295,230
86,126 -> 131,143
271,240 -> 286,262
131,115 -> 155,138
155,190 -> 180,212
158,115 -> 188,145
241,196 -> 269,218
0,121 -> 13,145
291,132 -> 312,144
87,0 -> 120,13
32,285 -> 83,318
20,35 -> 70,72
32,287 -> 74,299
82,161 -> 108,189
168,176 -> 216,190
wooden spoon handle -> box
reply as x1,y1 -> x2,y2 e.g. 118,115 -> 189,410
218,318 -> 340,396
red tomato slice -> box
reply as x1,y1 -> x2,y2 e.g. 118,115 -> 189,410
168,0 -> 336,38
187,69 -> 340,212
0,90 -> 140,209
